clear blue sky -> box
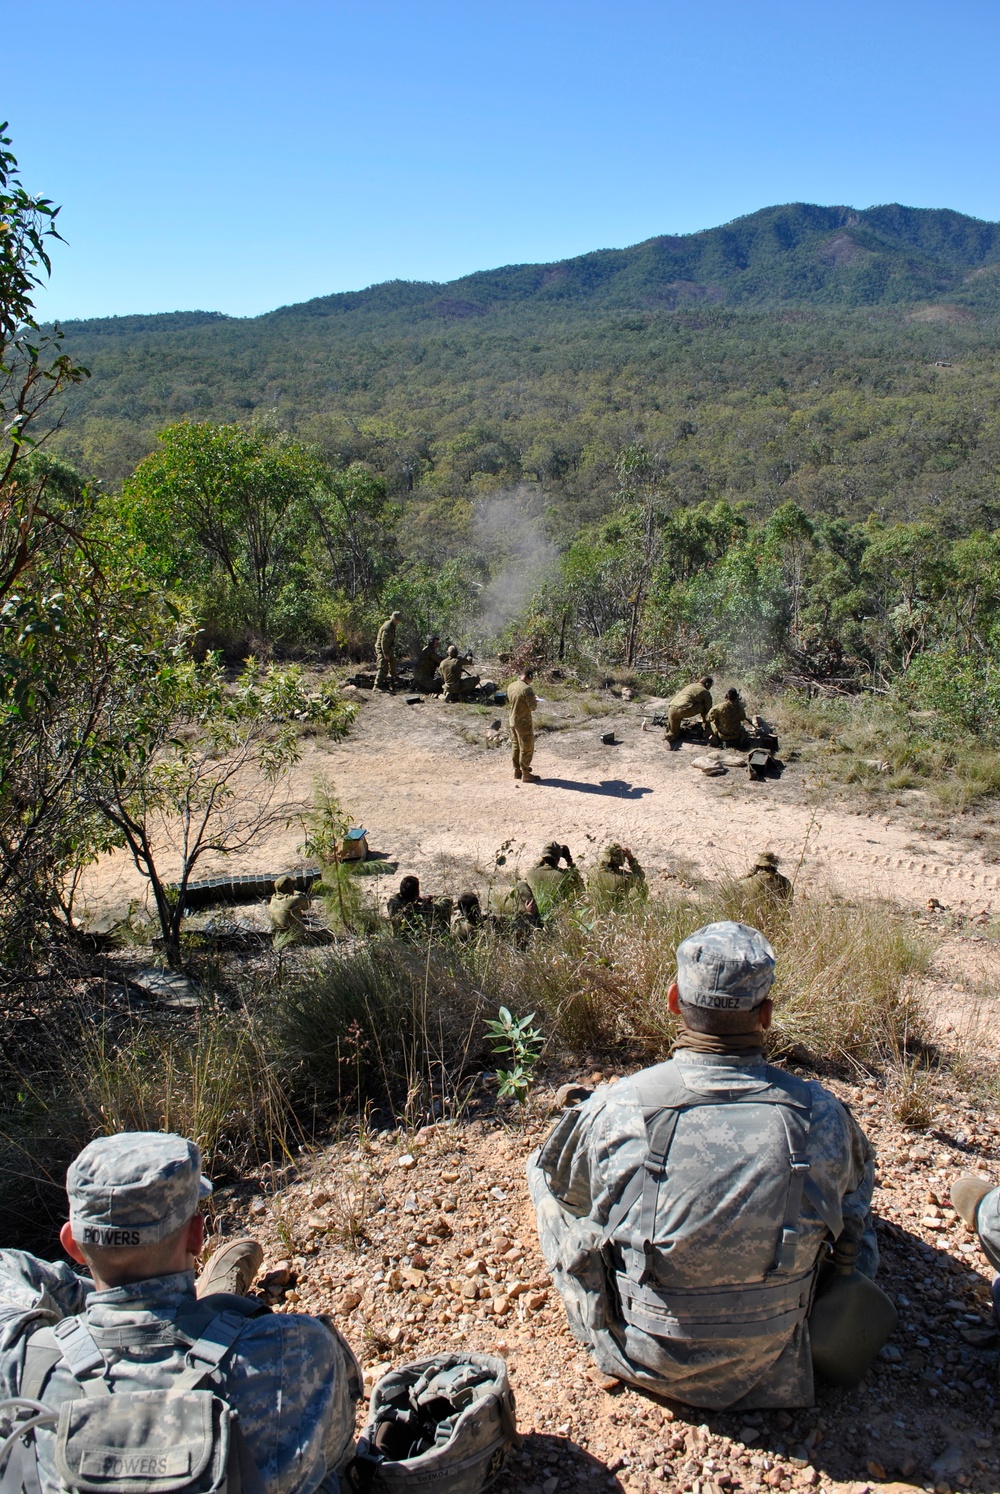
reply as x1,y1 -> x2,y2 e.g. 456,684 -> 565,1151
7,0 -> 1000,320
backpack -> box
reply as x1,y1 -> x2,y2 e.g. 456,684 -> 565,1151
597,1062 -> 846,1340
0,1295 -> 268,1494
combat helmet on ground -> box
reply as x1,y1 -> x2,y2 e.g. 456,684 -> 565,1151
348,1354 -> 517,1494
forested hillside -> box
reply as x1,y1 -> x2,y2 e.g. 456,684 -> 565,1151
47,202 -> 1000,541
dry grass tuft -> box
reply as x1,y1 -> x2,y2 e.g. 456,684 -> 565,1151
886,1056 -> 937,1129
75,1002 -> 290,1172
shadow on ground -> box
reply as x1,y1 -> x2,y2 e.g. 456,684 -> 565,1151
538,779 -> 653,799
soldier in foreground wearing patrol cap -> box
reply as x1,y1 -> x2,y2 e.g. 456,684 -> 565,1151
0,1132 -> 361,1493
527,921 -> 881,1409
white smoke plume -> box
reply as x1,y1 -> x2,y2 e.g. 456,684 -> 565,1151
470,485 -> 558,640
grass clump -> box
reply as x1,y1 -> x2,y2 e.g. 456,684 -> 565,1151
75,1001 -> 290,1172
774,691 -> 1000,812
271,938 -> 485,1119
0,882 -> 932,1248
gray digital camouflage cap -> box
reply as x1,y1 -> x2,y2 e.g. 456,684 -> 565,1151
67,1132 -> 211,1248
676,920 -> 776,1010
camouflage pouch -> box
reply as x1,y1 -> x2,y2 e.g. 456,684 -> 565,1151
55,1390 -> 231,1494
349,1354 -> 517,1494
0,1305 -> 265,1494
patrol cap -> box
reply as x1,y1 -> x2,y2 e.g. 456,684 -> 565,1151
676,920 -> 775,1010
67,1132 -> 211,1249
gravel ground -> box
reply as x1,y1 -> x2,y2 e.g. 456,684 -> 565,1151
210,1068 -> 1000,1494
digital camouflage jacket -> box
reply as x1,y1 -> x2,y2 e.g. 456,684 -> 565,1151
527,1050 -> 877,1410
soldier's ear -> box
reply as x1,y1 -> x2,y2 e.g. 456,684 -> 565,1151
758,998 -> 774,1031
667,983 -> 681,1014
60,1222 -> 87,1264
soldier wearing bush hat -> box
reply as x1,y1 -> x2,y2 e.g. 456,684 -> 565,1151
528,921 -> 883,1409
0,1132 -> 362,1492
740,850 -> 792,903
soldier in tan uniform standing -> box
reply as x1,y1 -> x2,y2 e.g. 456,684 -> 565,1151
507,667 -> 539,782
666,675 -> 714,744
374,610 -> 401,691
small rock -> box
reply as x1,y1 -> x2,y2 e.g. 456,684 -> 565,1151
338,1289 -> 363,1312
441,1171 -> 460,1184
397,1153 -> 417,1169
490,1186 -> 507,1201
464,1258 -> 488,1276
305,1213 -> 328,1232
543,1478 -> 559,1494
737,1426 -> 760,1446
929,1444 -> 964,1479
525,1291 -> 548,1310
261,1266 -> 293,1292
400,1267 -> 427,1290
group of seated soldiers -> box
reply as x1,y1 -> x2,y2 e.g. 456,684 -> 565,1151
268,840 -> 793,949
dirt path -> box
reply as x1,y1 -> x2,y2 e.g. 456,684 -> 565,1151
77,683 -> 1000,921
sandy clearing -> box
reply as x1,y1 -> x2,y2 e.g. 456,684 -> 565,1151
77,684 -> 1000,922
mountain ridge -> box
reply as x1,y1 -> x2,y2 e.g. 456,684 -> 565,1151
43,200 -> 1000,524
55,200 -> 1000,338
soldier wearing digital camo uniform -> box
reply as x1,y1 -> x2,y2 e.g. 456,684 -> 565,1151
374,611 -> 401,691
527,921 -> 878,1409
0,1132 -> 361,1494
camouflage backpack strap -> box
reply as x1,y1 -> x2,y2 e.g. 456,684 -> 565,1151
600,1062 -> 693,1281
758,1068 -> 844,1249
50,1318 -> 112,1399
603,1061 -> 821,1285
20,1327 -> 72,1406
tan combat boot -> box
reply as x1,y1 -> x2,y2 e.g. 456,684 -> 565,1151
196,1236 -> 264,1298
950,1175 -> 994,1229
